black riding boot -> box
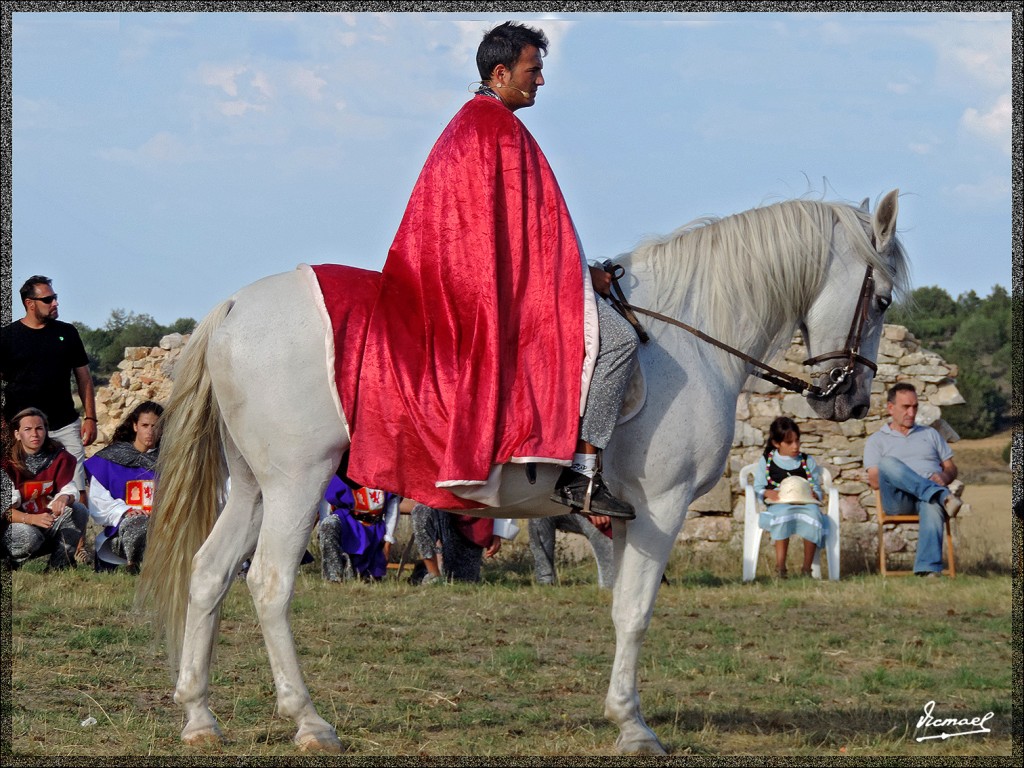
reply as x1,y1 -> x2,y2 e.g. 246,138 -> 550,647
550,468 -> 635,520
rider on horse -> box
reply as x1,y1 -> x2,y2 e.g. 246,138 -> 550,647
346,21 -> 638,519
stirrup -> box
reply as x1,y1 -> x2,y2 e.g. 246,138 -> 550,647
581,473 -> 595,516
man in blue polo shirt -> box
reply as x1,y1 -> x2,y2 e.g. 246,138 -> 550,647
864,382 -> 963,577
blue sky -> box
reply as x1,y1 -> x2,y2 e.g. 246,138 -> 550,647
8,9 -> 1014,329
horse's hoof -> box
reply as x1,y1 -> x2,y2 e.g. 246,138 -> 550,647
295,728 -> 343,754
615,732 -> 668,755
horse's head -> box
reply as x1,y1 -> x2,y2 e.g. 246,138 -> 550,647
801,189 -> 908,421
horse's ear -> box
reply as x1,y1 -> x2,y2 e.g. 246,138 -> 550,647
859,197 -> 870,212
872,189 -> 899,251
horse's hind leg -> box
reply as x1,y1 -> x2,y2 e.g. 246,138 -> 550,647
244,476 -> 342,753
175,437 -> 263,746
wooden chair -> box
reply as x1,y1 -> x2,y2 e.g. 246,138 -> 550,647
740,464 -> 840,581
875,490 -> 956,577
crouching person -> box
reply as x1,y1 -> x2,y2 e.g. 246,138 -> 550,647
2,407 -> 88,570
84,401 -> 163,573
318,471 -> 400,583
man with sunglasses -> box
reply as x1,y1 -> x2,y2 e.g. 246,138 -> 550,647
2,275 -> 96,497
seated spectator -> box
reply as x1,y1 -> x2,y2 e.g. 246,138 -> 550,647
318,472 -> 399,582
84,401 -> 163,573
753,416 -> 827,578
410,504 -> 519,584
864,382 -> 963,577
2,407 -> 88,570
528,512 -> 615,588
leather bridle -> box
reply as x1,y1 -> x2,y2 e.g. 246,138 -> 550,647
800,266 -> 877,397
604,261 -> 878,399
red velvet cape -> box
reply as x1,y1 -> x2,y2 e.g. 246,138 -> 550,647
344,95 -> 586,509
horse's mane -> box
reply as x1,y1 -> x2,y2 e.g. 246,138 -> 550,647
628,198 -> 910,361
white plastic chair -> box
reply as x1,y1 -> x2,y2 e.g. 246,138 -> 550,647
740,463 -> 841,581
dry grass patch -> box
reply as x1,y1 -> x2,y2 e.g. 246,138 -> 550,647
5,556 -> 1013,757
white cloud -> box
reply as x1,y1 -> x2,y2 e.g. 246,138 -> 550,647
290,67 -> 327,101
947,176 -> 1010,206
219,100 -> 267,117
200,63 -> 247,97
910,15 -> 1011,91
907,128 -> 942,155
12,95 -> 63,133
452,20 -> 487,71
961,93 -> 1011,154
118,14 -> 197,64
98,131 -> 194,167
250,71 -> 274,99
818,20 -> 855,45
949,39 -> 1011,91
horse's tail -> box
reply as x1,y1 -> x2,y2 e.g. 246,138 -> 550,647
136,298 -> 234,670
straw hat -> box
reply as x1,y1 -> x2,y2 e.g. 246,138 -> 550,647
766,475 -> 821,506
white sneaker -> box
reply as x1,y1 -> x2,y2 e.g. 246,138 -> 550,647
947,479 -> 965,498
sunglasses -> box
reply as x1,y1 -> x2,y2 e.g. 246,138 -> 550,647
30,294 -> 58,305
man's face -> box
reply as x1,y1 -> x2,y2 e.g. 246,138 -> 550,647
495,45 -> 544,111
25,284 -> 59,323
887,390 -> 919,431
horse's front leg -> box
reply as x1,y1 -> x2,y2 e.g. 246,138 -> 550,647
604,508 -> 681,755
245,485 -> 342,754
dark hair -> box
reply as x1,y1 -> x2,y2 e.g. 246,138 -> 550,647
763,416 -> 801,459
476,21 -> 548,81
887,381 -> 917,403
6,407 -> 64,475
19,275 -> 52,305
112,400 -> 165,444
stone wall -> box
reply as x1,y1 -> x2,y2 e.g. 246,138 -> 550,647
682,324 -> 963,573
90,326 -> 963,573
88,333 -> 189,453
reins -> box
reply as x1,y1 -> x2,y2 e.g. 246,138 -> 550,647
602,260 -> 876,399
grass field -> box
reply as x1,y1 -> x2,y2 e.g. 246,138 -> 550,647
4,550 -> 1015,758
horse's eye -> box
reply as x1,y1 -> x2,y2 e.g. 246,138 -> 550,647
877,296 -> 892,312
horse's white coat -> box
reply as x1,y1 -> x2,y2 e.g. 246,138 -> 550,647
143,192 -> 908,754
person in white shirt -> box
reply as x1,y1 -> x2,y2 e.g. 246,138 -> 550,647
84,401 -> 162,573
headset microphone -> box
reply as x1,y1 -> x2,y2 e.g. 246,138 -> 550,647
496,83 -> 531,99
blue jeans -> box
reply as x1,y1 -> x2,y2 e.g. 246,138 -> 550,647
877,456 -> 948,574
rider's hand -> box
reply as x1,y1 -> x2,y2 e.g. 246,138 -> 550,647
589,265 -> 612,297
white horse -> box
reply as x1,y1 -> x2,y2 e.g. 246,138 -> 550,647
138,190 -> 908,754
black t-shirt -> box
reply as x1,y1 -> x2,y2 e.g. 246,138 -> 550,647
0,319 -> 90,430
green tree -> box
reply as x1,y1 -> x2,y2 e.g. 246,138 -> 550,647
889,285 -> 960,342
888,284 -> 1011,438
74,310 -> 197,384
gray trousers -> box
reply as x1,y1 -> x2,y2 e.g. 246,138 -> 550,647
411,504 -> 484,583
528,513 -> 616,588
2,502 -> 89,570
318,515 -> 356,582
104,515 -> 149,572
581,298 -> 639,449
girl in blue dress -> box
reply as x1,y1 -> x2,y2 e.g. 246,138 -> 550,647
753,417 -> 826,578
